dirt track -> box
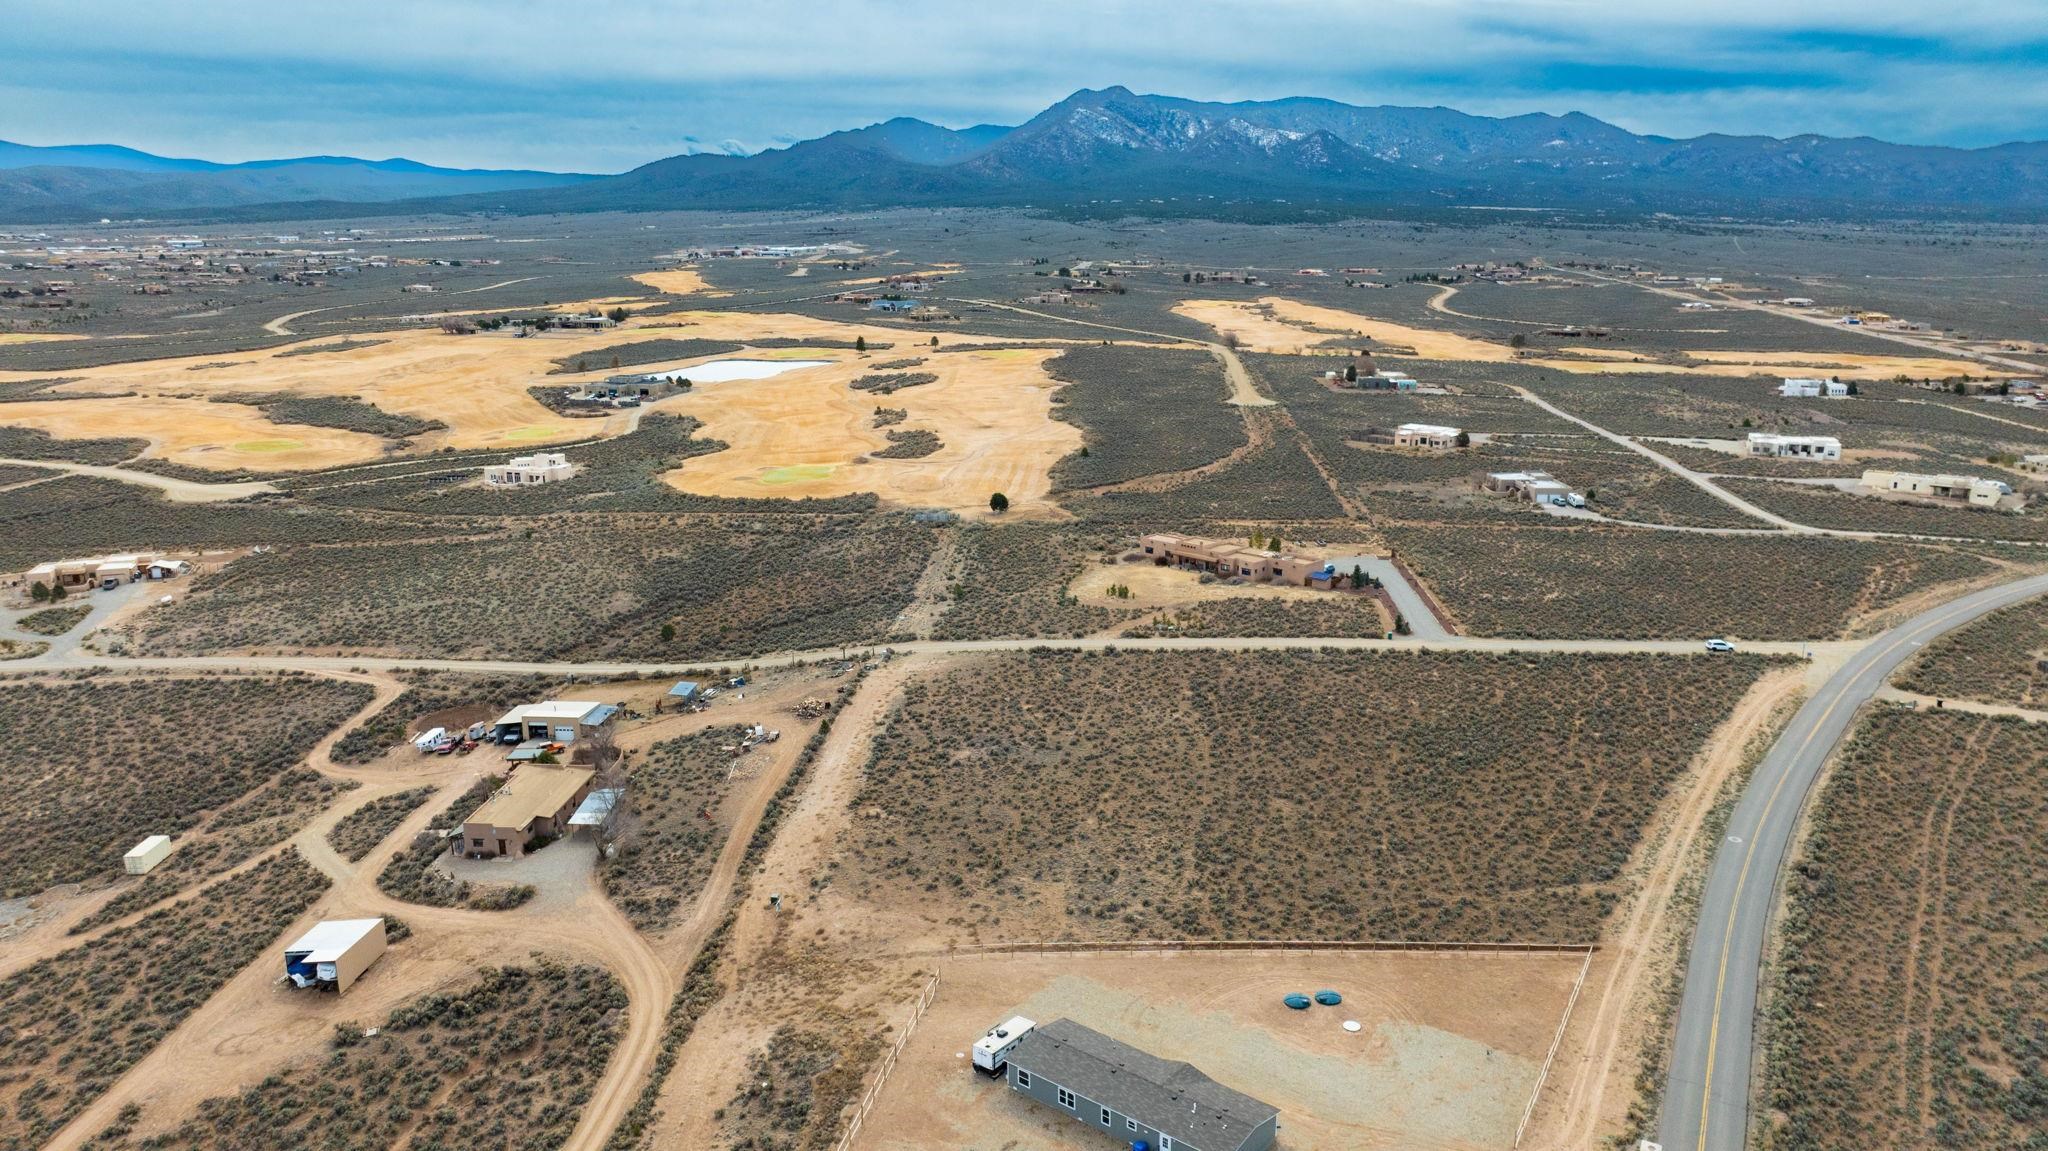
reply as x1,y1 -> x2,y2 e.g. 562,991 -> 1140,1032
1524,664 -> 1805,1148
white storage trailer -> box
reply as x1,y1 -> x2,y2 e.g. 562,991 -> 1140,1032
124,835 -> 173,874
284,918 -> 387,994
973,1016 -> 1036,1073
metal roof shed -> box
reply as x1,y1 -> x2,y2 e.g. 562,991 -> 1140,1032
568,787 -> 623,829
668,681 -> 702,700
283,918 -> 386,994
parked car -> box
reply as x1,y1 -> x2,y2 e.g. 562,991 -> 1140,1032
1704,638 -> 1736,653
466,722 -> 490,741
500,730 -> 522,745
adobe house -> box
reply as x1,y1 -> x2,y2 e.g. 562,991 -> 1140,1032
1138,532 -> 1328,586
458,765 -> 595,859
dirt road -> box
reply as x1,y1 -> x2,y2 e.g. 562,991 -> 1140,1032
0,456 -> 277,501
1561,267 -> 2048,376
262,306 -> 343,336
956,297 -> 1276,405
26,634 -> 1860,682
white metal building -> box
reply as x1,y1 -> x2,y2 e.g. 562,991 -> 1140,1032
283,918 -> 387,994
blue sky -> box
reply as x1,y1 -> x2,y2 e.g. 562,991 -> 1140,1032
3,0 -> 2044,172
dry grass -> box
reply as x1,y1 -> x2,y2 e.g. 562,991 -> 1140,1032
1895,594 -> 2048,707
660,346 -> 1080,515
1762,710 -> 2048,1150
0,310 -> 1038,474
0,674 -> 373,897
844,649 -> 1767,942
1173,297 -> 1995,380
0,850 -> 331,1149
87,961 -> 627,1151
633,266 -> 730,296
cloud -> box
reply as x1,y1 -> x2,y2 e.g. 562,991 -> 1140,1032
0,0 -> 2041,170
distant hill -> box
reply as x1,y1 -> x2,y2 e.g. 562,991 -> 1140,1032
9,88 -> 2048,223
0,140 -> 596,220
440,87 -> 2048,219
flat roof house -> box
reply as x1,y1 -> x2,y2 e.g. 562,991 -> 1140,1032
1393,422 -> 1463,449
1006,1019 -> 1279,1151
1138,532 -> 1325,586
1748,432 -> 1842,461
1861,469 -> 2022,509
459,765 -> 595,858
484,452 -> 573,486
283,918 -> 386,994
1779,377 -> 1848,398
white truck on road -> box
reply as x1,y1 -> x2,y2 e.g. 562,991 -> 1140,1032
972,1016 -> 1035,1074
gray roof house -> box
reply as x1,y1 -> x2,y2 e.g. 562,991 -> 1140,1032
1004,1019 -> 1278,1151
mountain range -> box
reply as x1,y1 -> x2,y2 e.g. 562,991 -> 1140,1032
0,141 -> 594,219
6,87 -> 2047,223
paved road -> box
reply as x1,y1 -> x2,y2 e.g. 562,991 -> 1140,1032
1326,555 -> 1450,640
1660,570 -> 2048,1151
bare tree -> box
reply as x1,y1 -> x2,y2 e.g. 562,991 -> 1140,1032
586,724 -> 631,853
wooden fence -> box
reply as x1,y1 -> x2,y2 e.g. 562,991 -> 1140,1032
1515,945 -> 1597,1147
833,971 -> 940,1151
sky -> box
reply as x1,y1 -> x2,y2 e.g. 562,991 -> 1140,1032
3,0 -> 2045,172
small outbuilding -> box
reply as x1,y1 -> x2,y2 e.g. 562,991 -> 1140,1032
124,835 -> 174,875
283,918 -> 387,994
668,681 -> 703,703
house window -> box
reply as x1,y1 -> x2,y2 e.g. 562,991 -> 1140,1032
1057,1087 -> 1076,1110
1127,1118 -> 1139,1131
471,838 -> 484,848
1015,1069 -> 1030,1089
1101,1107 -> 1115,1126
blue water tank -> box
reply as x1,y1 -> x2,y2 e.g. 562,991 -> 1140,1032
1314,989 -> 1342,1006
1283,993 -> 1312,1010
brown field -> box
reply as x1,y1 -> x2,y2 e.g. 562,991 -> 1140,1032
839,649 -> 1767,945
1762,709 -> 2048,1151
862,949 -> 1586,1151
1068,560 -> 1336,608
1173,298 -> 1994,380
661,346 -> 1081,514
1894,594 -> 2048,706
631,266 -> 728,296
0,332 -> 89,344
0,310 -> 1058,474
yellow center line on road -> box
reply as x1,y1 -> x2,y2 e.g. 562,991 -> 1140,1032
1692,603 -> 1970,1149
